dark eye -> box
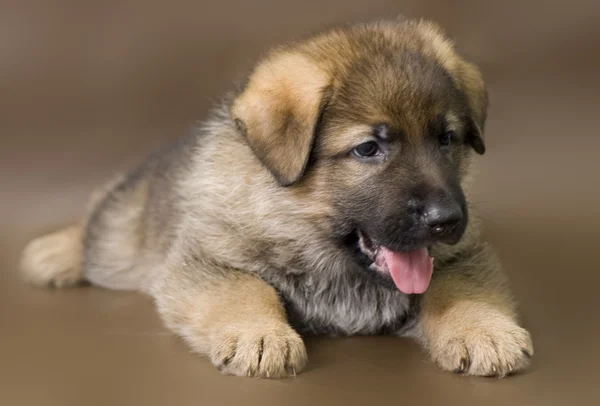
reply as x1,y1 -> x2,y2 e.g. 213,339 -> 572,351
352,141 -> 381,158
439,130 -> 455,148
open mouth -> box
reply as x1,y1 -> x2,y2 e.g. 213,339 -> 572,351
354,230 -> 434,295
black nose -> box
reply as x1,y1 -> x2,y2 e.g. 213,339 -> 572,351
423,201 -> 463,237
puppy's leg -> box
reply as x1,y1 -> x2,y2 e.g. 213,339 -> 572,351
20,224 -> 84,288
415,243 -> 533,377
20,174 -> 127,289
152,261 -> 307,378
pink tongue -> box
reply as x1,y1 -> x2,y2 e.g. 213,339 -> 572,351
376,247 -> 434,294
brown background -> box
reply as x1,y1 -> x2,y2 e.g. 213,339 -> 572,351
1,1 -> 599,405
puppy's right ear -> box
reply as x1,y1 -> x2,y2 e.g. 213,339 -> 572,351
456,61 -> 488,155
232,51 -> 330,186
415,20 -> 488,155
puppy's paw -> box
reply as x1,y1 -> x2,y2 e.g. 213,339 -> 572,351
20,226 -> 83,288
209,321 -> 307,378
427,304 -> 534,378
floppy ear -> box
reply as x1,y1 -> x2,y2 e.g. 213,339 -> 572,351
413,19 -> 488,155
457,61 -> 488,155
231,51 -> 331,186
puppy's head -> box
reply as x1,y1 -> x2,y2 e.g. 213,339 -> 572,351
232,19 -> 488,294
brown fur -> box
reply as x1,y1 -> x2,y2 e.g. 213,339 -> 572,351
20,17 -> 532,379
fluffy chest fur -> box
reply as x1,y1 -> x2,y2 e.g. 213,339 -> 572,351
262,269 -> 419,336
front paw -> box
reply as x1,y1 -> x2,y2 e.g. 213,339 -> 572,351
428,304 -> 534,377
209,321 -> 307,378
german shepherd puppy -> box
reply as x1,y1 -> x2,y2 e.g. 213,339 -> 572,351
21,17 -> 533,378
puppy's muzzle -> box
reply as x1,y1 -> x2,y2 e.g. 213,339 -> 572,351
422,199 -> 464,241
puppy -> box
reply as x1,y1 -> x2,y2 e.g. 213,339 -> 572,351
21,17 -> 533,378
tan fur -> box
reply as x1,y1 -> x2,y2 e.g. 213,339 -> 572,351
21,224 -> 84,288
418,242 -> 533,376
232,52 -> 330,185
20,17 -> 532,379
19,173 -> 126,288
152,267 -> 307,377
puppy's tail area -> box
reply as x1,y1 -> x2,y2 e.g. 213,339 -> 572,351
20,224 -> 85,288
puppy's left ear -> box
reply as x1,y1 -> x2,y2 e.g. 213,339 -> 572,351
457,61 -> 488,155
232,51 -> 330,186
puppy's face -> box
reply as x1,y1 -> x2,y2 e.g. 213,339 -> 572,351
232,19 -> 488,293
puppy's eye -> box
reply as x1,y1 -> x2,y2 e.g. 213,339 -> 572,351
439,131 -> 455,148
352,141 -> 381,158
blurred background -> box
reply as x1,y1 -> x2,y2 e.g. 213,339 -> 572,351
1,1 -> 599,405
